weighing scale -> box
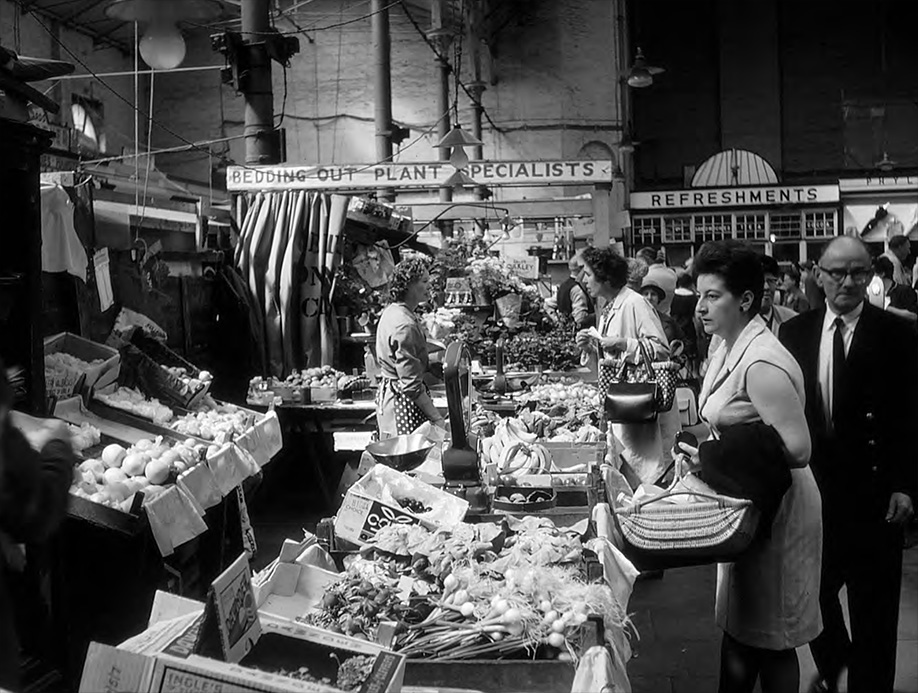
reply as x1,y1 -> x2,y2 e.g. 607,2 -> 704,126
441,341 -> 488,511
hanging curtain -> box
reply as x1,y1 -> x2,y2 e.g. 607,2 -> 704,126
235,191 -> 347,377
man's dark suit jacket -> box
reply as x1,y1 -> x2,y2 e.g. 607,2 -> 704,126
779,303 -> 918,521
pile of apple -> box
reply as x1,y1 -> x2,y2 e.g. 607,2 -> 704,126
70,436 -> 215,512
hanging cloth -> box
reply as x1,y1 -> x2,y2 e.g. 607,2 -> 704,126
264,191 -> 291,377
280,191 -> 308,370
40,184 -> 88,281
234,191 -> 347,376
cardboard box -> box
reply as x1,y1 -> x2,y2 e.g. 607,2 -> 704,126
82,593 -> 406,693
253,536 -> 341,622
334,465 -> 468,546
542,440 -> 607,471
44,332 -> 120,393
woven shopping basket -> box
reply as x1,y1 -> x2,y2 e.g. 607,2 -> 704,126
615,484 -> 761,570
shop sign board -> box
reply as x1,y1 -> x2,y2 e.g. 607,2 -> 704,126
506,255 -> 541,279
630,184 -> 839,210
227,160 -> 615,191
839,176 -> 918,193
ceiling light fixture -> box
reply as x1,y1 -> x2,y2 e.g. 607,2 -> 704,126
626,47 -> 664,89
106,0 -> 223,70
435,124 -> 484,150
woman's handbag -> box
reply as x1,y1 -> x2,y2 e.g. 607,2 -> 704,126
601,340 -> 678,422
614,464 -> 761,570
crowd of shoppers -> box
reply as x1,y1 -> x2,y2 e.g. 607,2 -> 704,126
569,233 -> 916,693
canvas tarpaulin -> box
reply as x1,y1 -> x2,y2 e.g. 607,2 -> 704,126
235,191 -> 348,377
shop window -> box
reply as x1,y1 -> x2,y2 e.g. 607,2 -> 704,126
693,214 -> 732,242
632,216 -> 661,247
769,212 -> 801,239
735,213 -> 767,241
71,95 -> 106,155
803,210 -> 836,238
662,216 -> 692,243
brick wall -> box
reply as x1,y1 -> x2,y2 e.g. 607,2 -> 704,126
630,0 -> 918,188
1,0 -> 146,158
146,0 -> 625,196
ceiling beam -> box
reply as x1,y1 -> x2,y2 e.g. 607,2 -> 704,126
17,0 -> 131,53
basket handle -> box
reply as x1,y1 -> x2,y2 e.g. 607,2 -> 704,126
631,490 -> 750,511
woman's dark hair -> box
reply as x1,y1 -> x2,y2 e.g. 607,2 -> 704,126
389,256 -> 431,302
783,264 -> 801,285
873,255 -> 895,280
693,240 -> 765,313
582,247 -> 629,290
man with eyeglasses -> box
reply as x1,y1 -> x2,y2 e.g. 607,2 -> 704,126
779,236 -> 918,693
760,254 -> 797,336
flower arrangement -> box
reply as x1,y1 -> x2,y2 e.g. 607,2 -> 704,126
466,256 -> 526,300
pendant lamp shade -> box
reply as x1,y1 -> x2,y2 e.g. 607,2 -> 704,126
105,0 -> 223,23
106,0 -> 222,70
876,152 -> 897,172
436,124 -> 484,150
444,170 -> 478,189
626,47 -> 664,89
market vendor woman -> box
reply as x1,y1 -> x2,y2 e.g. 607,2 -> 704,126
375,257 -> 447,438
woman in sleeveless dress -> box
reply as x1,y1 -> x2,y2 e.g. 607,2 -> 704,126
690,241 -> 822,693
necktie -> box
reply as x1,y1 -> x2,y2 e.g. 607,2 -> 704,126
832,317 -> 847,426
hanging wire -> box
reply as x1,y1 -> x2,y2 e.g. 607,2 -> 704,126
399,0 -> 501,133
187,0 -> 398,36
134,70 -> 156,239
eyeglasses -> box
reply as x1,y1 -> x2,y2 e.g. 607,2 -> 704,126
817,266 -> 872,284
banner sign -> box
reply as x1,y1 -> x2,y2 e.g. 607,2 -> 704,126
630,184 -> 839,210
839,176 -> 918,193
227,160 -> 615,191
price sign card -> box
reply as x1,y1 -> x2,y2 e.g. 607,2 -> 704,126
210,553 -> 262,662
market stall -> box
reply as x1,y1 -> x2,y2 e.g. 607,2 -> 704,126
11,323 -> 285,684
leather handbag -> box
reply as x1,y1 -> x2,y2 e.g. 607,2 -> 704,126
603,340 -> 660,423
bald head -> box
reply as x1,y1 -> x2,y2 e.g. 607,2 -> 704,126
817,235 -> 873,315
820,235 -> 871,265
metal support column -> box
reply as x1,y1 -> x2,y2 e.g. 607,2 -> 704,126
242,0 -> 278,165
372,0 -> 394,201
431,31 -> 453,235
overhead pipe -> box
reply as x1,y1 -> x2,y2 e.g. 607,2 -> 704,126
372,0 -> 394,201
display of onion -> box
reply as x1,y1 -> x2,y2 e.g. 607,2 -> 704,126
144,459 -> 170,485
101,444 -> 126,469
103,467 -> 128,485
121,453 -> 147,477
459,602 -> 475,618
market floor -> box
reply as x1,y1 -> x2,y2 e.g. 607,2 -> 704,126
627,545 -> 918,693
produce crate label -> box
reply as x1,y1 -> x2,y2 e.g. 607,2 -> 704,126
334,494 -> 421,545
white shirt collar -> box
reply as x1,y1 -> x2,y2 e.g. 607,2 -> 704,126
822,299 -> 864,333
